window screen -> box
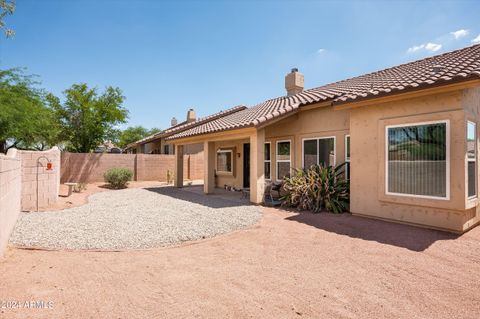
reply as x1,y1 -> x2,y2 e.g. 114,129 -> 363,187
387,122 -> 448,198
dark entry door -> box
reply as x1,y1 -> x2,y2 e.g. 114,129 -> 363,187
243,143 -> 250,188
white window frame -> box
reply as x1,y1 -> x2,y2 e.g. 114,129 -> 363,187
216,149 -> 233,174
264,142 -> 271,181
345,135 -> 350,163
301,136 -> 336,169
385,120 -> 450,200
345,134 -> 350,179
276,139 -> 291,182
467,121 -> 477,200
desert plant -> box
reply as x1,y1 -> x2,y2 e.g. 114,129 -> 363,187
166,169 -> 174,184
104,168 -> 133,189
282,163 -> 349,213
74,182 -> 87,193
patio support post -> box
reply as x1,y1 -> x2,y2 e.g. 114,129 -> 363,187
204,141 -> 215,194
249,128 -> 265,204
174,144 -> 184,187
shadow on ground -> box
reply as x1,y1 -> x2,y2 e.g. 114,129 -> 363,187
285,212 -> 459,252
144,185 -> 250,209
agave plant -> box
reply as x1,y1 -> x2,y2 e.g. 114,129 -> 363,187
282,163 -> 349,214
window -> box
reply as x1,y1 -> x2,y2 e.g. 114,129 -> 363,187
264,142 -> 271,180
164,145 -> 170,155
217,150 -> 233,173
302,137 -> 335,168
276,140 -> 291,180
467,121 -> 477,198
386,120 -> 449,199
345,135 -> 350,179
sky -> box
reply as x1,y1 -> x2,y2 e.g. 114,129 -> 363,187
1,0 -> 480,130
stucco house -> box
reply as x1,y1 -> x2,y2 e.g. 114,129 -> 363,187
125,108 -> 245,155
167,44 -> 480,233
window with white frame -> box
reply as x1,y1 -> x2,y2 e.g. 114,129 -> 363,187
302,137 -> 335,168
217,150 -> 233,173
345,135 -> 350,179
264,142 -> 271,180
386,120 -> 449,199
276,140 -> 291,180
467,121 -> 477,198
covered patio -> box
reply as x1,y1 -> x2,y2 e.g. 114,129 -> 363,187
173,128 -> 267,204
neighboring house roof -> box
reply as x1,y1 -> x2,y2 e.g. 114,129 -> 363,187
125,105 -> 247,149
167,44 -> 480,141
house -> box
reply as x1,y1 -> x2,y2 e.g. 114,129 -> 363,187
167,44 -> 480,233
94,141 -> 122,153
124,108 -> 245,155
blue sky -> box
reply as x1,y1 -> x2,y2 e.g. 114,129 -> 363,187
1,0 -> 480,130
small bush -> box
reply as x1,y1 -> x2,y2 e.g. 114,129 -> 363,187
74,183 -> 87,193
282,163 -> 349,214
104,168 -> 133,189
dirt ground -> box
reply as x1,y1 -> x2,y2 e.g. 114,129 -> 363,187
1,204 -> 480,318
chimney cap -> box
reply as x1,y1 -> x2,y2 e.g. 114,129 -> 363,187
291,68 -> 299,73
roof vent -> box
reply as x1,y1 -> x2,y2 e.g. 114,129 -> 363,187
432,64 -> 444,73
171,117 -> 178,127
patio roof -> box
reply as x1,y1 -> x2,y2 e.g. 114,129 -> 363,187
167,44 -> 480,141
126,105 -> 247,148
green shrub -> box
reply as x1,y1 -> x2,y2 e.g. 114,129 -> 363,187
104,168 -> 133,189
282,163 -> 349,214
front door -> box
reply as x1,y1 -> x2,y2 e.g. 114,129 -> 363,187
243,143 -> 250,188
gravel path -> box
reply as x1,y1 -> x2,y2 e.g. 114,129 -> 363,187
9,187 -> 262,250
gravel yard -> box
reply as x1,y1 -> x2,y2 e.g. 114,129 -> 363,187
9,186 -> 262,250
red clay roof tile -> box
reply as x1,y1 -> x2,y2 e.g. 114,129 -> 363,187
168,44 -> 480,140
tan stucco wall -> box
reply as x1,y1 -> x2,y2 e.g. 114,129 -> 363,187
265,105 -> 350,181
213,138 -> 249,189
350,89 -> 479,232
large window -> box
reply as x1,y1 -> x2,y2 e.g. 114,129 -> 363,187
467,121 -> 477,198
264,142 -> 271,180
302,137 -> 335,168
276,140 -> 291,181
345,135 -> 350,179
386,121 -> 449,199
217,150 -> 233,173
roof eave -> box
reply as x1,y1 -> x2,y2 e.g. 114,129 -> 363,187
333,76 -> 480,110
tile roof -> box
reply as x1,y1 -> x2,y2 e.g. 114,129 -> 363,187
167,44 -> 480,141
126,105 -> 246,148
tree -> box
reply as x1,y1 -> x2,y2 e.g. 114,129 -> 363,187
48,83 -> 128,153
0,0 -> 15,38
0,68 -> 60,153
116,126 -> 161,149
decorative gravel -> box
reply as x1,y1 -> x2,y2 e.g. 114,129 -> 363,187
9,187 -> 262,250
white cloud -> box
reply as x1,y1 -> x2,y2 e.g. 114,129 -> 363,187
407,42 -> 442,54
407,44 -> 425,53
450,29 -> 469,39
472,34 -> 480,44
317,48 -> 326,54
425,42 -> 442,52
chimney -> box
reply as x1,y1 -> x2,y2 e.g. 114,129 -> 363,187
171,117 -> 178,127
186,108 -> 196,123
285,68 -> 304,96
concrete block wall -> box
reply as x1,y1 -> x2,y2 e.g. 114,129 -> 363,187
0,149 -> 21,257
61,153 -> 136,183
61,152 -> 204,183
18,147 -> 61,211
136,154 -> 176,181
